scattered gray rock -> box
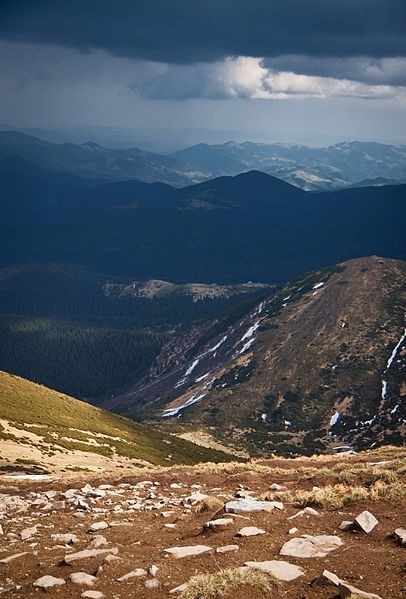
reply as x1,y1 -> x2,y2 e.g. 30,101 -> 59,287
81,591 -> 104,599
313,568 -> 382,599
236,526 -> 266,537
216,545 -> 239,554
51,533 -> 79,545
289,527 -> 298,534
0,552 -> 29,564
145,578 -> 160,590
88,521 -> 109,533
33,575 -> 66,589
392,528 -> 406,546
87,535 -> 108,550
287,507 -> 320,520
225,499 -> 282,514
204,517 -> 233,530
280,535 -> 343,558
70,572 -> 97,586
182,491 -> 209,505
149,565 -> 159,577
117,569 -> 147,581
164,545 -> 213,558
64,547 -> 118,564
20,525 -> 39,541
245,560 -> 305,582
339,520 -> 354,531
269,483 -> 288,491
338,581 -> 382,598
355,510 -> 378,533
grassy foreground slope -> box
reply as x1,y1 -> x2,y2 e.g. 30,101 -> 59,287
0,370 -> 231,470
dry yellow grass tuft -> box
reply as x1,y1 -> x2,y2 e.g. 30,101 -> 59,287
277,480 -> 406,508
181,567 -> 279,599
194,496 -> 224,515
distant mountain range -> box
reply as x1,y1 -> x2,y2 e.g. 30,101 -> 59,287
104,256 -> 406,456
1,160 -> 404,283
1,130 -> 406,191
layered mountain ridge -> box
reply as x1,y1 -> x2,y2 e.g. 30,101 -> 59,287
105,257 -> 406,455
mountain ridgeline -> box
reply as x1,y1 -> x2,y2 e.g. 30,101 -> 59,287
0,160 -> 405,284
1,131 -> 406,190
103,257 -> 406,456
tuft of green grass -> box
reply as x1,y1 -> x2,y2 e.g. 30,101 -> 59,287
181,567 -> 279,599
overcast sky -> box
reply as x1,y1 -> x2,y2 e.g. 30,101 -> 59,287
1,1 -> 406,145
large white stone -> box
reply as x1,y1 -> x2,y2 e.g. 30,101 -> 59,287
225,499 -> 282,514
245,560 -> 305,582
236,526 -> 266,537
216,545 -> 239,554
64,547 -> 118,564
88,521 -> 109,533
33,575 -> 66,589
164,545 -> 212,558
280,535 -> 342,558
81,592 -> 104,599
70,572 -> 97,586
51,533 -> 79,545
204,517 -> 233,530
393,527 -> 406,545
117,569 -> 147,581
355,511 -> 378,533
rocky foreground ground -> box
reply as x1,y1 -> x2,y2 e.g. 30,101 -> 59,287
0,447 -> 405,598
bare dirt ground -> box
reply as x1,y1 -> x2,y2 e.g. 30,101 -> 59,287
0,448 -> 405,598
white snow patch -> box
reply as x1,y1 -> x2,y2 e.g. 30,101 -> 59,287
391,404 -> 399,414
330,411 -> 340,426
312,282 -> 325,290
261,413 -> 267,422
283,294 -> 291,301
331,364 -> 338,370
384,328 -> 406,373
381,380 -> 388,400
184,358 -> 200,377
163,392 -> 207,417
195,373 -> 210,383
207,335 -> 228,353
362,415 -> 376,426
240,321 -> 261,342
238,338 -> 256,355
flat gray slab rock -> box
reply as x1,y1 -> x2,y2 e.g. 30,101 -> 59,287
338,581 -> 382,598
355,510 -> 378,533
280,534 -> 342,558
225,499 -> 282,514
164,545 -> 212,558
117,569 -> 148,581
204,517 -> 233,529
393,528 -> 406,545
245,560 -> 305,581
70,572 -> 97,586
216,545 -> 239,554
88,521 -> 109,532
236,526 -> 266,537
64,547 -> 118,564
33,575 -> 66,589
81,592 -> 104,599
315,570 -> 382,599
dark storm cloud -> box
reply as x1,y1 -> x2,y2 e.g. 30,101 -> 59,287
1,0 -> 406,65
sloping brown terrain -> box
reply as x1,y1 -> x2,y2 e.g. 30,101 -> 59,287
0,446 -> 405,598
109,256 -> 405,455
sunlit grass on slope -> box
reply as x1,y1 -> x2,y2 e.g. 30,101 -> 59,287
0,370 -> 232,466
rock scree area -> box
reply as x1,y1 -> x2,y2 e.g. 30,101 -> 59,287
0,445 -> 405,598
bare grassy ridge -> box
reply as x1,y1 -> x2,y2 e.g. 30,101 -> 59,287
0,370 -> 232,467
